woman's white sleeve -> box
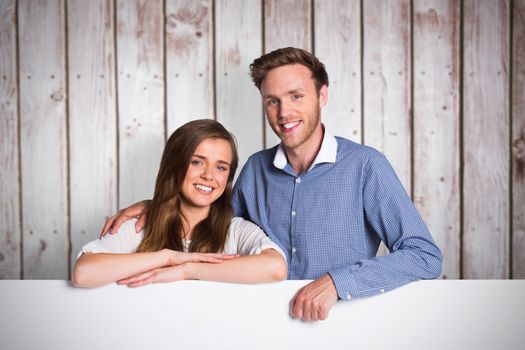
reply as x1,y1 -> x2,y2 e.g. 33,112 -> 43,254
226,217 -> 286,260
75,219 -> 143,260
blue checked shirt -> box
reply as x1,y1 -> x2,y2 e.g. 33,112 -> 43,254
232,129 -> 443,301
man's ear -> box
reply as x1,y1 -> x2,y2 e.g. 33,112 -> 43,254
319,85 -> 328,108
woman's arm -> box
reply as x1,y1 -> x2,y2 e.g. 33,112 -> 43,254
72,250 -> 171,288
185,249 -> 287,283
72,249 -> 234,288
119,249 -> 288,287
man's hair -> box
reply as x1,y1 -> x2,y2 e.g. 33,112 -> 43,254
249,47 -> 329,92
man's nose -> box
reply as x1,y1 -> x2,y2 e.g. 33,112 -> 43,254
278,100 -> 292,118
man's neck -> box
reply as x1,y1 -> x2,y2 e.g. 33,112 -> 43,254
284,125 -> 324,175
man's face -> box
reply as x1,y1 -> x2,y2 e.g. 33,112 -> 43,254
260,64 -> 327,150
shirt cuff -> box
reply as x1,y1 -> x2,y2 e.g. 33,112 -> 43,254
328,266 -> 361,300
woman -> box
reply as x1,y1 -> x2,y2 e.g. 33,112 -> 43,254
73,119 -> 287,288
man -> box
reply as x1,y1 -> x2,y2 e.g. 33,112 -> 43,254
102,47 -> 442,322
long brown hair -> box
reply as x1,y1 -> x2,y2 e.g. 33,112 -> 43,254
135,119 -> 238,253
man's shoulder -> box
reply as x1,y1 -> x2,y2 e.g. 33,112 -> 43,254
244,145 -> 279,166
334,136 -> 384,162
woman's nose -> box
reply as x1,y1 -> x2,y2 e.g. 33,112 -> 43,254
200,165 -> 213,180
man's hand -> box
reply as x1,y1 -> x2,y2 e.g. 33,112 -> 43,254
100,200 -> 151,237
290,274 -> 338,321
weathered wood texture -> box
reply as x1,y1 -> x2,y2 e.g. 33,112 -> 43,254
67,0 -> 117,269
264,0 -> 312,148
1,0 -> 522,279
0,0 -> 21,279
463,0 -> 510,278
116,0 -> 165,208
18,0 -> 68,278
166,0 -> 213,133
215,0 -> 263,170
314,0 -> 361,143
363,0 -> 412,193
512,0 -> 525,279
413,0 -> 460,279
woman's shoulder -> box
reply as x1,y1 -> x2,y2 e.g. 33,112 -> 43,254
229,217 -> 261,232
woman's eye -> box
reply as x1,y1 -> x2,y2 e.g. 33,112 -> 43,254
217,166 -> 228,172
191,160 -> 202,166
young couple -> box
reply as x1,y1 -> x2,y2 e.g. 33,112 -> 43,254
75,47 -> 442,322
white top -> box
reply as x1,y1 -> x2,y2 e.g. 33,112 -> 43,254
77,217 -> 286,259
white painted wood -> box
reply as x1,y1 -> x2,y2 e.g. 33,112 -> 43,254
215,0 -> 263,173
363,0 -> 412,192
512,0 -> 525,279
463,0 -> 510,279
166,0 -> 213,133
314,0 -> 361,143
116,0 -> 165,208
18,0 -> 68,279
67,0 -> 117,271
413,0 -> 460,279
0,0 -> 21,279
264,0 -> 312,148
1,280 -> 524,349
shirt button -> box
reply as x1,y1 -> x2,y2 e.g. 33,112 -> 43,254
291,210 -> 296,217
295,177 -> 301,184
346,294 -> 352,300
292,247 -> 297,254
380,289 -> 385,293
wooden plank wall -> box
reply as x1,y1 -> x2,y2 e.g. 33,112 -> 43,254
0,0 -> 523,280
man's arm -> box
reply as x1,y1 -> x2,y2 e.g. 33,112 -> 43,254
100,200 -> 150,236
328,153 -> 442,301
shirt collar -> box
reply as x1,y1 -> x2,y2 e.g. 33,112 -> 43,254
273,125 -> 337,171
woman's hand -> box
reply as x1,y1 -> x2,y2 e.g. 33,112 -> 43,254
117,265 -> 188,287
163,249 -> 238,266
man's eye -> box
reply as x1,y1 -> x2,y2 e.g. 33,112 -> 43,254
292,94 -> 302,100
268,98 -> 278,105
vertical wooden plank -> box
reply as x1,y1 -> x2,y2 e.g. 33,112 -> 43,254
413,0 -> 460,279
19,0 -> 68,278
314,0 -> 361,143
215,0 -> 263,172
463,0 -> 510,278
117,0 -> 165,208
68,0 -> 117,270
512,0 -> 525,278
0,0 -> 21,279
264,0 -> 311,147
363,0 -> 412,192
166,0 -> 213,133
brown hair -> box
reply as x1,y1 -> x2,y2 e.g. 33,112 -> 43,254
135,119 -> 239,254
249,47 -> 329,92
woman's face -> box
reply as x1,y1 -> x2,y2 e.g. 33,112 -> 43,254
180,137 -> 233,212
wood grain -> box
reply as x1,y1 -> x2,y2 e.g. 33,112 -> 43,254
19,0 -> 68,278
67,0 -> 117,270
264,0 -> 312,148
215,0 -> 263,173
512,0 -> 525,278
363,0 -> 412,193
413,0 -> 460,278
463,0 -> 510,278
166,0 -> 213,132
0,0 -> 21,279
116,0 -> 165,208
314,0 -> 361,143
